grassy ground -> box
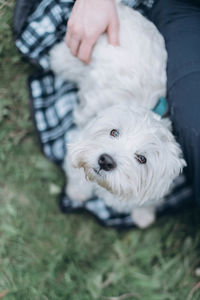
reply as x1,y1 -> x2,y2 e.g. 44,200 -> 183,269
1,2 -> 200,300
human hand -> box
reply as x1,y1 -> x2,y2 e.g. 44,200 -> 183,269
65,0 -> 119,64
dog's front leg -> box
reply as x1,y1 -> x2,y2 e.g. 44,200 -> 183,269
131,207 -> 156,229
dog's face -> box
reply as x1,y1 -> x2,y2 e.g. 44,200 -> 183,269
68,105 -> 186,205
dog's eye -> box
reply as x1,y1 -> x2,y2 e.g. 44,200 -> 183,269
135,154 -> 147,164
110,129 -> 119,138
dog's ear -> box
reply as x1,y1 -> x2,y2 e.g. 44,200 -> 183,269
146,124 -> 187,201
152,113 -> 172,131
159,117 -> 172,131
157,125 -> 186,184
67,142 -> 83,168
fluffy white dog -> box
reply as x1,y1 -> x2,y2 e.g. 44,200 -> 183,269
50,0 -> 186,228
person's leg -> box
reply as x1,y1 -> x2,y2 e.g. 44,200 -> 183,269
148,0 -> 200,204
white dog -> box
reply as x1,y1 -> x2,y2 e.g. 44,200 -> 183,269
50,0 -> 186,228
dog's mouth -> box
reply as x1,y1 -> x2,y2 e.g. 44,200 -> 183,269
93,167 -> 102,176
93,168 -> 116,193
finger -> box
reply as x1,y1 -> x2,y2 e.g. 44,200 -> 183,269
68,37 -> 81,56
65,30 -> 72,47
66,18 -> 73,46
65,19 -> 81,49
107,21 -> 119,46
77,40 -> 95,64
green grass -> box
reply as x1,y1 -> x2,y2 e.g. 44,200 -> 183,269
1,2 -> 200,300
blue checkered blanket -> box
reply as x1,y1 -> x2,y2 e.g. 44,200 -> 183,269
14,0 -> 194,228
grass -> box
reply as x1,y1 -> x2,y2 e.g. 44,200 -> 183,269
0,1 -> 200,299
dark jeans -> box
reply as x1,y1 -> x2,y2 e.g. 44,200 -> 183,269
147,0 -> 200,205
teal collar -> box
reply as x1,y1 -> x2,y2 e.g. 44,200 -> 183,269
152,97 -> 168,117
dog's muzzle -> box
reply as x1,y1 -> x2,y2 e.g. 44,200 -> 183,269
98,153 -> 117,171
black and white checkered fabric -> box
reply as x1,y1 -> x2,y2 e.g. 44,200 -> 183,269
14,0 -> 194,228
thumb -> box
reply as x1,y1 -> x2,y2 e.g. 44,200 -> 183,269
107,20 -> 119,46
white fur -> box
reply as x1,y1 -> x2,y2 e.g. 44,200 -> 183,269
50,1 -> 186,228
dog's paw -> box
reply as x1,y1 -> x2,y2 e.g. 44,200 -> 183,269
66,187 -> 89,203
131,207 -> 156,229
66,184 -> 93,203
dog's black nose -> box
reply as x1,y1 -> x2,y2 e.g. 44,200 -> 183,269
98,154 -> 117,171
